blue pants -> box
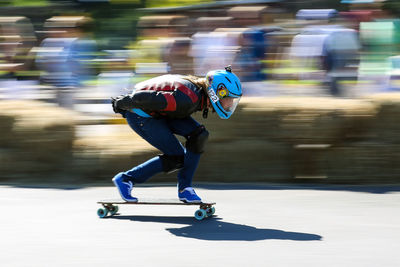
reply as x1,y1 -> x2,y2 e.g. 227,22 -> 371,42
120,111 -> 202,191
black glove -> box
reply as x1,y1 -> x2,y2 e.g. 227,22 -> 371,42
111,94 -> 136,114
111,96 -> 124,114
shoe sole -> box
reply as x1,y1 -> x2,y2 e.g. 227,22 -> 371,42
179,197 -> 202,203
112,177 -> 138,203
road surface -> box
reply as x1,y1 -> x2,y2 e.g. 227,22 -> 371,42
1,184 -> 400,267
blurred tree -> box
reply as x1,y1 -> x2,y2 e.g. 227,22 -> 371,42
285,0 -> 347,12
0,0 -> 47,6
383,0 -> 400,16
145,0 -> 211,8
106,0 -> 209,6
109,0 -> 142,4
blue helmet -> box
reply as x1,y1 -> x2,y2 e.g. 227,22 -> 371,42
205,66 -> 242,119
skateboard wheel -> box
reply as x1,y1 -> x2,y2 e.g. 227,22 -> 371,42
97,208 -> 108,218
194,209 -> 206,220
206,206 -> 215,217
109,205 -> 119,216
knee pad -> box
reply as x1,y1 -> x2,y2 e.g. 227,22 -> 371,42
159,154 -> 184,173
185,125 -> 209,153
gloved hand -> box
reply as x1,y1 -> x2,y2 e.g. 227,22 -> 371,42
111,96 -> 124,114
111,94 -> 135,114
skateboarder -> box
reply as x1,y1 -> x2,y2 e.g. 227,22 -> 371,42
111,66 -> 242,203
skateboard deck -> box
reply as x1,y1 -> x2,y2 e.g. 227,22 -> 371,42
97,198 -> 216,220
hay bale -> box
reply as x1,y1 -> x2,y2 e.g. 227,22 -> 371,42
195,140 -> 292,183
0,115 -> 15,147
366,93 -> 400,143
0,100 -> 77,181
0,100 -> 76,155
239,97 -> 376,144
0,148 -> 73,181
72,124 -> 160,181
327,142 -> 400,184
3,96 -> 399,185
193,97 -> 376,144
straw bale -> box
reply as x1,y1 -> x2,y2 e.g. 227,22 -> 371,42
194,97 -> 376,144
327,142 -> 400,183
0,100 -> 76,182
365,93 -> 400,143
228,6 -> 268,19
0,100 -> 76,155
72,124 -> 159,181
70,123 -> 292,183
3,96 -> 400,185
0,148 -> 72,181
0,115 -> 15,146
195,140 -> 292,183
74,124 -> 156,155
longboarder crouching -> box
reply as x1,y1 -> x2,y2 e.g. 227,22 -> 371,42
111,66 -> 242,203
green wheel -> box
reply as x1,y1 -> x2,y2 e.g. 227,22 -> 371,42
109,205 -> 119,216
194,209 -> 206,221
206,206 -> 215,217
97,208 -> 108,218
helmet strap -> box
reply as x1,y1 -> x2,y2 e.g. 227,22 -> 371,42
203,98 -> 212,118
202,108 -> 208,119
206,97 -> 211,107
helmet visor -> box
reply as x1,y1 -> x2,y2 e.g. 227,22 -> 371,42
220,96 -> 240,114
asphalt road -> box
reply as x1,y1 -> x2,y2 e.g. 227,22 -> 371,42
1,184 -> 400,267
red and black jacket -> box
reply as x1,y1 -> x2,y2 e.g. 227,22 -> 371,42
119,75 -> 207,119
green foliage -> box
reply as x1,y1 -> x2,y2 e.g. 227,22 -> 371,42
145,0 -> 212,8
285,0 -> 347,12
108,0 -> 211,7
0,0 -> 48,6
89,5 -> 142,47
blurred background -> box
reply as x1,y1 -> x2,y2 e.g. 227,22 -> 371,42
1,0 -> 400,186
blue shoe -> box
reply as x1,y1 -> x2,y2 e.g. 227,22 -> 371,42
179,187 -> 202,203
112,172 -> 138,202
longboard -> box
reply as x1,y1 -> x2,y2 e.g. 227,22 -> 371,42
97,198 -> 216,221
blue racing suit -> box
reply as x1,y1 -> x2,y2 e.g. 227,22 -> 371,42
113,74 -> 208,191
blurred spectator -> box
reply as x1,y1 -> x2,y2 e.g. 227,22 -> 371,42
188,16 -> 233,76
386,55 -> 400,91
134,39 -> 171,75
137,15 -> 189,39
96,49 -> 135,97
165,38 -> 193,75
235,29 -> 261,82
296,9 -> 338,21
132,15 -> 189,76
190,30 -> 240,76
0,16 -> 39,100
0,16 -> 37,79
289,25 -> 360,95
339,10 -> 375,30
227,6 -> 269,27
235,26 -> 282,82
35,16 -> 97,108
358,20 -> 400,90
191,17 -> 234,33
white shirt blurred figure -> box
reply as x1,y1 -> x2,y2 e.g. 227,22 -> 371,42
35,16 -> 96,108
190,31 -> 239,77
289,25 -> 360,96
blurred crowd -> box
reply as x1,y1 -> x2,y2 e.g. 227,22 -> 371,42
1,1 -> 400,112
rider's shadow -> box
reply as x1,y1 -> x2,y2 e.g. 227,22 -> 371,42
113,216 -> 322,241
